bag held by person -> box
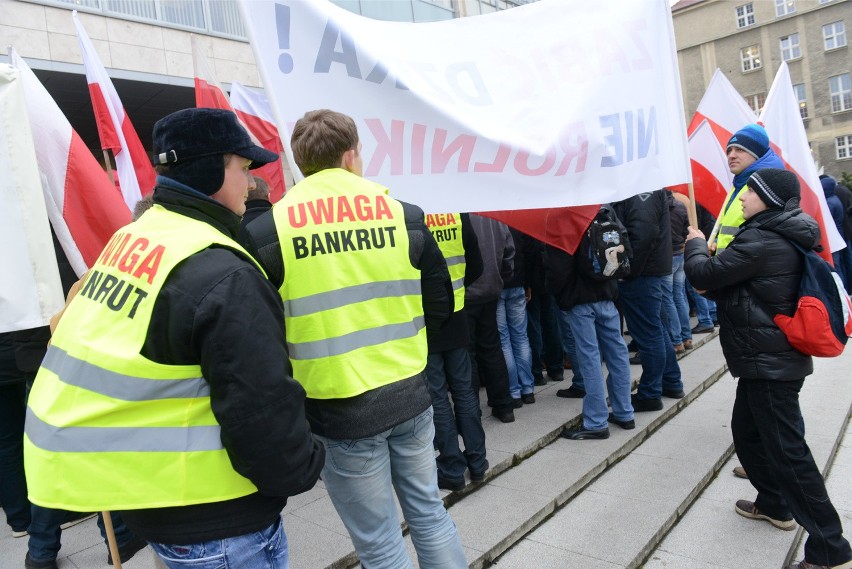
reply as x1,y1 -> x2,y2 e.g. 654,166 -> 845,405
580,205 -> 631,280
774,241 -> 852,357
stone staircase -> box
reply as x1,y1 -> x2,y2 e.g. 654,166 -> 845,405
2,331 -> 849,569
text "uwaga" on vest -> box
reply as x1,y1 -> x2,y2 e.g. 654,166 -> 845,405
425,213 -> 458,242
288,194 -> 398,259
77,232 -> 165,319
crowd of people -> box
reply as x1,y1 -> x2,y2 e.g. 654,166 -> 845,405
1,112 -> 851,569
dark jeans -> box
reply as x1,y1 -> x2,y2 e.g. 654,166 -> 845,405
557,312 -> 585,391
526,292 -> 563,378
28,508 -> 137,562
732,379 -> 852,566
618,276 -> 683,399
0,382 -> 30,532
466,299 -> 513,414
426,349 -> 487,481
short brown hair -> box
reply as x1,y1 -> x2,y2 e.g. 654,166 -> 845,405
291,110 -> 358,177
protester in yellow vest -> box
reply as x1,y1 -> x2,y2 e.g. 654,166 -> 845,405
423,212 -> 488,492
243,109 -> 466,567
24,108 -> 324,569
713,123 -> 784,251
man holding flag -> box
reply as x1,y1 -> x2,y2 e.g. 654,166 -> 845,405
713,124 -> 784,252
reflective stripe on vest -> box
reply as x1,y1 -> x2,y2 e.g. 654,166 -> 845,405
274,169 -> 427,400
716,186 -> 746,250
24,206 -> 260,511
425,212 -> 465,312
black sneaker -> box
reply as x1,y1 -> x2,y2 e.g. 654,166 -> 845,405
547,369 -> 565,382
511,398 -> 523,409
561,426 -> 610,440
24,554 -> 58,569
533,374 -> 548,386
108,534 -> 149,565
521,393 -> 536,404
662,389 -> 686,399
437,476 -> 465,492
629,354 -> 642,365
631,394 -> 663,411
556,385 -> 586,398
691,324 -> 715,334
470,460 -> 490,482
607,413 -> 636,430
492,409 -> 515,423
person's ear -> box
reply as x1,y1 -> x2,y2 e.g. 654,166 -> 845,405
341,148 -> 356,173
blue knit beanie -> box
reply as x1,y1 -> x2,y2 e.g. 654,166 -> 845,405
727,124 -> 770,159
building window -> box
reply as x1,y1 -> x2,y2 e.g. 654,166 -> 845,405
741,45 -> 762,72
775,0 -> 795,17
780,33 -> 801,60
745,93 -> 766,113
736,3 -> 755,28
837,135 -> 852,159
793,83 -> 808,119
824,22 -> 847,50
830,74 -> 852,112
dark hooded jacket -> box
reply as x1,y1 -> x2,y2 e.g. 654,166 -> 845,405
684,205 -> 818,381
613,189 -> 672,277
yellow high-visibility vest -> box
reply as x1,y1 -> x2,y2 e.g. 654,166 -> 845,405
426,212 -> 465,313
25,205 -> 261,511
716,185 -> 747,250
274,168 -> 426,400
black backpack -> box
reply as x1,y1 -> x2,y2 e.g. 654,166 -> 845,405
580,205 -> 632,280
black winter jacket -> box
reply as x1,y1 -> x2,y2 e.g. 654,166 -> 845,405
613,190 -> 672,277
684,205 -> 817,381
545,243 -> 618,311
668,191 -> 688,255
120,182 -> 324,544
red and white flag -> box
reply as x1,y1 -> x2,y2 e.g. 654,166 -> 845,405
760,62 -> 844,258
671,69 -> 756,215
9,48 -> 132,277
480,206 -> 600,254
0,63 -> 64,332
73,11 -> 156,209
230,82 -> 287,202
191,34 -> 231,111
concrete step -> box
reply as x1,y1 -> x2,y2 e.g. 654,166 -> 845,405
642,354 -> 852,569
495,353 -> 852,569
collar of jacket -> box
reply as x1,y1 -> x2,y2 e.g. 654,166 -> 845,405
152,177 -> 242,240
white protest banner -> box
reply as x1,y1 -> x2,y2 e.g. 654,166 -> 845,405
0,64 -> 64,333
240,0 -> 690,212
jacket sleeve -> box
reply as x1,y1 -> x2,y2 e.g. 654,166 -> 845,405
241,209 -> 285,289
403,202 -> 453,331
461,213 -> 484,286
146,252 -> 324,498
684,230 -> 764,293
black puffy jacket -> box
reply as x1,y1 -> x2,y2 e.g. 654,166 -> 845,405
684,206 -> 818,381
613,189 -> 672,277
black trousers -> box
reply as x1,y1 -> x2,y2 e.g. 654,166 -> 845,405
732,378 -> 852,566
466,299 -> 513,414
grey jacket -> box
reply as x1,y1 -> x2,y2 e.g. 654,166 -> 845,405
464,214 -> 514,304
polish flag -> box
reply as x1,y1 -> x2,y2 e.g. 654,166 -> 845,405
760,62 -> 844,259
9,49 -> 131,277
191,34 -> 231,111
480,206 -> 600,254
0,62 -> 64,333
230,82 -> 287,202
73,11 -> 156,208
670,69 -> 756,215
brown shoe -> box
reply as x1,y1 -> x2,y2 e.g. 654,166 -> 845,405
674,343 -> 685,354
785,560 -> 852,569
683,339 -> 693,349
734,499 -> 796,530
733,465 -> 748,479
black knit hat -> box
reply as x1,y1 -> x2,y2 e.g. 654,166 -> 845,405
747,168 -> 800,209
152,108 -> 278,195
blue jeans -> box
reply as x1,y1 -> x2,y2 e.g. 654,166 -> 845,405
687,279 -> 716,327
618,277 -> 683,400
565,301 -> 634,431
149,516 -> 287,569
526,292 -> 564,378
316,409 -> 466,568
496,287 -> 535,398
671,256 -> 692,343
558,311 -> 585,391
661,272 -> 680,345
28,509 -> 136,563
426,349 -> 487,481
0,381 -> 30,533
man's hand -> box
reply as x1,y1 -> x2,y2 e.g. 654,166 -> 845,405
686,226 -> 705,241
